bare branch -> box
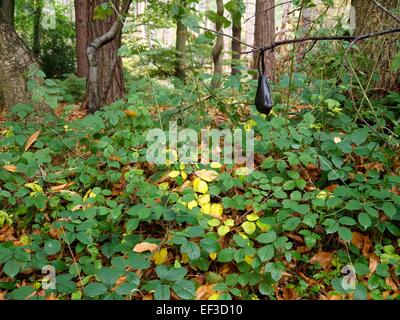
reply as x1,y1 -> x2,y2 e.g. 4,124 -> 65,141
244,1 -> 292,24
372,0 -> 400,25
241,27 -> 400,54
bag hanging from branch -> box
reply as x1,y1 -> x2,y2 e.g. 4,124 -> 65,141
254,49 -> 273,115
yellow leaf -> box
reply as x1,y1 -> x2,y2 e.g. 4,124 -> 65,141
244,255 -> 254,265
209,253 -> 217,261
195,169 -> 219,182
201,203 -> 211,215
133,242 -> 158,253
24,130 -> 40,152
242,221 -> 256,235
208,293 -> 220,300
224,219 -> 235,227
210,162 -> 222,169
256,220 -> 271,232
187,200 -> 198,210
210,203 -> 223,217
169,170 -> 180,178
24,182 -> 43,193
152,248 -> 169,265
247,213 -> 259,221
197,194 -> 210,206
193,177 -> 208,194
158,182 -> 170,190
235,167 -> 251,176
2,165 -> 17,173
181,171 -> 187,180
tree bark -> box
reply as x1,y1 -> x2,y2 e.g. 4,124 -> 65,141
352,0 -> 400,92
75,0 -> 89,77
231,16 -> 242,75
253,0 -> 275,80
0,0 -> 15,29
32,0 -> 43,57
211,0 -> 224,88
0,23 -> 37,112
86,0 -> 131,113
175,19 -> 187,80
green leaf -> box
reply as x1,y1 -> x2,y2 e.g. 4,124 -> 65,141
382,202 -> 396,219
44,240 -> 61,256
358,212 -> 371,229
338,227 -> 352,242
200,238 -> 220,253
154,284 -> 170,300
181,241 -> 201,260
282,217 -> 301,231
96,268 -> 121,287
338,216 -> 356,226
4,259 -> 20,278
10,286 -> 36,300
217,248 -> 235,262
126,218 -> 139,232
256,231 -> 277,244
345,200 -> 362,211
127,253 -> 151,270
84,282 -> 107,297
165,268 -> 187,282
172,280 -> 195,300
257,245 -> 275,262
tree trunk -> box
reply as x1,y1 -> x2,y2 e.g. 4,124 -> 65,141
175,19 -> 187,80
0,23 -> 37,112
75,0 -> 89,77
32,0 -> 43,57
211,0 -> 224,87
0,0 -> 15,29
352,0 -> 400,92
253,0 -> 275,80
231,17 -> 242,75
86,0 -> 130,113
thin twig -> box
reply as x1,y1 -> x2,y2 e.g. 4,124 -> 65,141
244,0 -> 292,24
241,27 -> 400,54
372,0 -> 400,24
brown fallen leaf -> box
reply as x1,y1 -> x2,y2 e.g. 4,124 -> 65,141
281,287 -> 298,300
124,110 -> 137,117
310,252 -> 333,269
369,253 -> 379,274
362,235 -> 373,257
24,130 -> 40,152
351,232 -> 365,250
2,165 -> 17,173
195,284 -> 215,300
297,246 -> 312,253
142,294 -> 153,300
50,182 -> 74,192
133,242 -> 158,253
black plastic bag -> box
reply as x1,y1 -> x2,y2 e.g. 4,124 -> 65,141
254,49 -> 273,115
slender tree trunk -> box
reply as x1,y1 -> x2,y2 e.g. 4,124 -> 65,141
32,0 -> 43,57
86,0 -> 131,113
211,0 -> 224,87
352,0 -> 400,92
231,17 -> 242,75
0,0 -> 15,29
75,0 -> 89,77
253,0 -> 275,80
175,19 -> 187,80
0,23 -> 37,112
